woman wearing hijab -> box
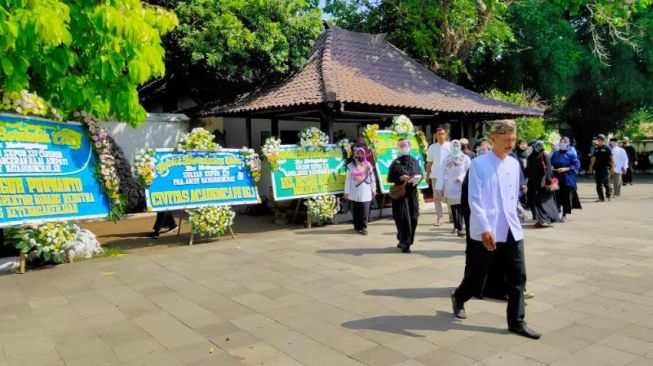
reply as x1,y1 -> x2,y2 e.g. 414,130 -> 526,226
526,141 -> 560,228
550,137 -> 582,221
344,147 -> 377,235
388,139 -> 423,253
435,140 -> 471,237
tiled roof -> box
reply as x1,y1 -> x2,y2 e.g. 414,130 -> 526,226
202,25 -> 543,117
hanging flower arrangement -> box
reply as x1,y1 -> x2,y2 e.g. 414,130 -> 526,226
363,124 -> 380,151
415,130 -> 428,154
0,89 -> 62,120
391,115 -> 414,134
240,147 -> 262,182
188,206 -> 236,238
132,148 -> 157,188
337,138 -> 352,159
261,136 -> 282,170
298,127 -> 329,148
304,195 -> 340,221
175,127 -> 220,151
76,112 -> 125,221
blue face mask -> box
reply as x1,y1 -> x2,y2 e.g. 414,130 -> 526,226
451,146 -> 461,155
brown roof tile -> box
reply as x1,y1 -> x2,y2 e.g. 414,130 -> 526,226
202,25 -> 543,117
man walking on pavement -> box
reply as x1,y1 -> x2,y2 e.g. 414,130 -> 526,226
622,137 -> 637,185
426,127 -> 451,226
609,137 -> 628,198
450,120 -> 540,340
588,134 -> 615,202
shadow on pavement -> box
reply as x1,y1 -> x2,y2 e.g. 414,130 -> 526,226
317,247 -> 463,258
341,311 -> 507,337
364,287 -> 453,299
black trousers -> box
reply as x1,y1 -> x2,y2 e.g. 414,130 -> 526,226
153,212 -> 177,234
352,201 -> 371,231
450,204 -> 463,231
595,169 -> 612,200
623,167 -> 633,184
454,231 -> 527,328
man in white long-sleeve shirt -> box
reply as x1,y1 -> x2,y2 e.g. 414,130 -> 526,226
450,120 -> 540,340
426,128 -> 451,226
609,137 -> 628,197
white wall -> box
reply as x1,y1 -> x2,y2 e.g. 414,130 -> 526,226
108,114 -> 189,162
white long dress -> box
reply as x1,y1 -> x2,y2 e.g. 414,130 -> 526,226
435,153 -> 471,205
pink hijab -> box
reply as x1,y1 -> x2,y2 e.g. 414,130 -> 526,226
349,147 -> 372,184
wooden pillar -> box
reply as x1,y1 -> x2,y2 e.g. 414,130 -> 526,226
319,107 -> 334,143
246,117 -> 252,147
271,118 -> 279,138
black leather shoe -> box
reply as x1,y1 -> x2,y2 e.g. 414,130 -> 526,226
400,244 -> 411,253
509,325 -> 541,339
451,290 -> 466,319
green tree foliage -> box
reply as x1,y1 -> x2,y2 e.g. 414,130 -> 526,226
484,89 -> 547,142
324,0 -> 515,81
488,0 -> 653,147
618,108 -> 653,141
0,1 -> 177,126
142,0 -> 323,106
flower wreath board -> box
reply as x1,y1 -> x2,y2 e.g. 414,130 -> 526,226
366,129 -> 429,193
137,145 -> 261,245
0,113 -> 113,272
260,127 -> 347,228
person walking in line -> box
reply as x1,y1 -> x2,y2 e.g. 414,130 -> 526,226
388,139 -> 423,253
435,140 -> 471,237
426,128 -> 451,226
551,138 -> 582,221
150,211 -> 178,238
588,134 -> 614,202
622,137 -> 637,185
460,138 -> 476,160
344,147 -> 377,235
525,141 -> 559,228
450,119 -> 540,340
609,138 -> 628,197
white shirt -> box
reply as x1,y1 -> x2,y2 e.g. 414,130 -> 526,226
612,146 -> 629,173
468,152 -> 523,242
344,162 -> 376,202
426,141 -> 451,178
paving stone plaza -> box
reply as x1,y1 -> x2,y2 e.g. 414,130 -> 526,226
1,177 -> 653,366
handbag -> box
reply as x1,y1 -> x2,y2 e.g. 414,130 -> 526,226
541,155 -> 560,191
389,182 -> 406,200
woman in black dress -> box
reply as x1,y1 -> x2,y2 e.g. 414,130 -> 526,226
526,141 -> 560,228
387,139 -> 423,253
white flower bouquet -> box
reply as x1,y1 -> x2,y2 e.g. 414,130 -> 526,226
0,89 -> 62,120
175,128 -> 220,152
132,148 -> 157,187
68,229 -> 104,259
11,222 -> 79,264
240,147 -> 262,182
261,136 -> 282,170
337,138 -> 352,159
391,115 -> 414,134
298,127 -> 329,148
188,206 -> 236,237
304,195 -> 340,221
